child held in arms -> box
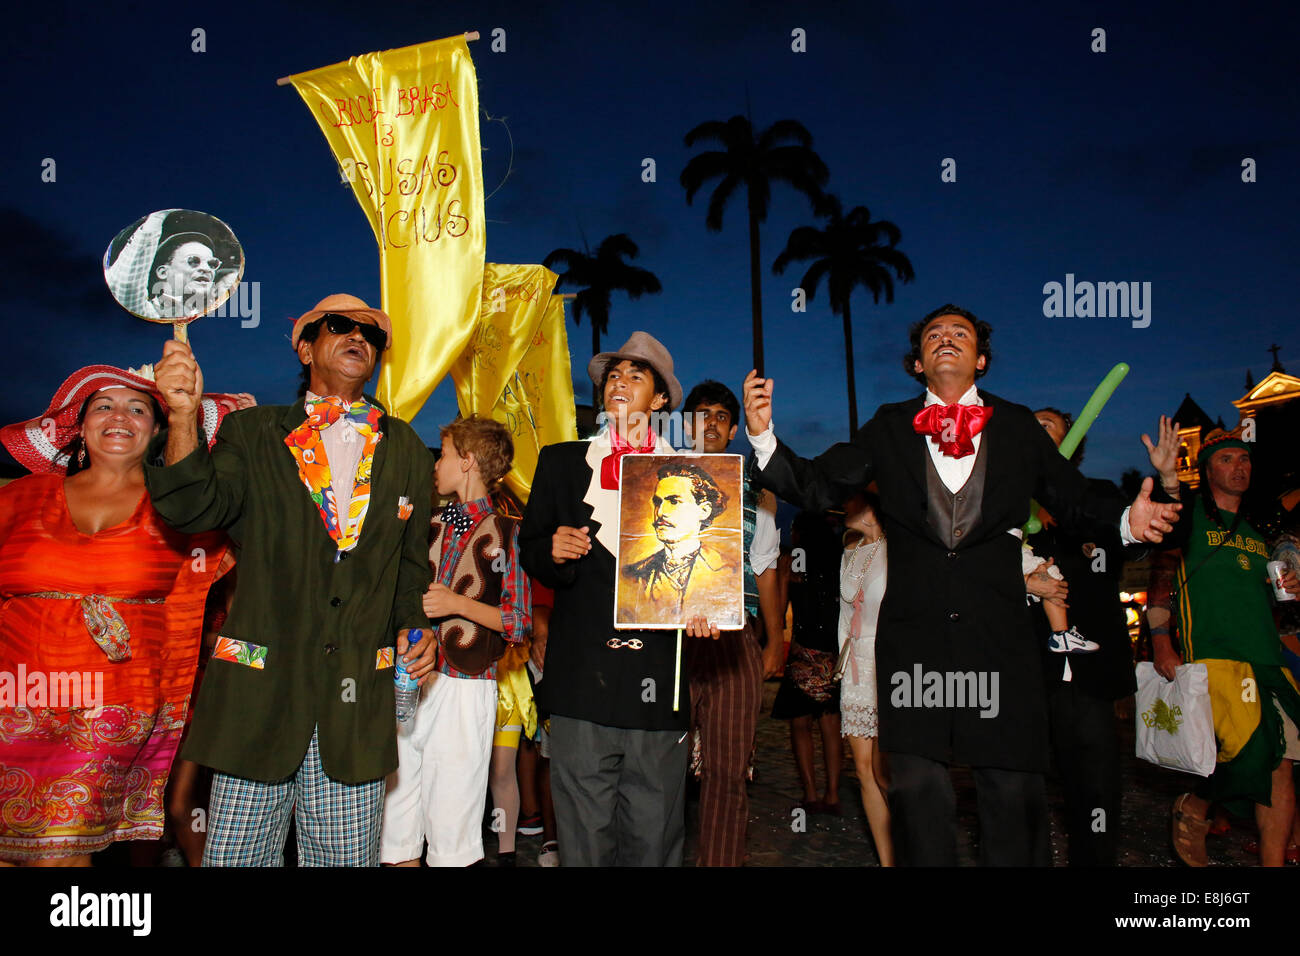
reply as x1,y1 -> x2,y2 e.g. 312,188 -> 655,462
380,415 -> 531,867
1021,540 -> 1097,655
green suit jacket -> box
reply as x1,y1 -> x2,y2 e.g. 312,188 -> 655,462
144,398 -> 433,783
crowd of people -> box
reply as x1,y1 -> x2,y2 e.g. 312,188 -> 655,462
0,295 -> 1296,867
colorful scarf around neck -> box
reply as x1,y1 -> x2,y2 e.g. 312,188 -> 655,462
285,395 -> 383,552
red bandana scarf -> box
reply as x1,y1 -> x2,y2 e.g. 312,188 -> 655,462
600,428 -> 656,489
912,402 -> 992,459
285,396 -> 383,551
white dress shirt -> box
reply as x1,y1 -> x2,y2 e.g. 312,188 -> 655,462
920,384 -> 983,493
306,391 -> 368,514
750,489 -> 780,576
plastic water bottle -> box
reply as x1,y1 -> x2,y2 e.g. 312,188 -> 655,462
395,629 -> 424,722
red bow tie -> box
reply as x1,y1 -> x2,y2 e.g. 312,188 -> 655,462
912,403 -> 992,459
600,430 -> 656,489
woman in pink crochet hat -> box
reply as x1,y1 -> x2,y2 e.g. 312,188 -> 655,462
0,366 -> 247,865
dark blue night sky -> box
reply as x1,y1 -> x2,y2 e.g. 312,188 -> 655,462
1,0 -> 1295,484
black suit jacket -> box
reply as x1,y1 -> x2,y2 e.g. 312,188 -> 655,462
757,391 -> 1126,772
520,441 -> 689,731
1030,477 -> 1141,702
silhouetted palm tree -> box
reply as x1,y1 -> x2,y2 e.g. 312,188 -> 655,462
543,233 -> 662,404
773,195 -> 915,434
680,116 -> 828,375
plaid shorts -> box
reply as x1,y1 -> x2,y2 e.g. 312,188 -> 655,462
202,726 -> 385,867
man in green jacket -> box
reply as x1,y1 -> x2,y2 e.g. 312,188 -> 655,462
147,293 -> 435,866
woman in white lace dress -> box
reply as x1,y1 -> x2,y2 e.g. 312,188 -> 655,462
838,492 -> 893,865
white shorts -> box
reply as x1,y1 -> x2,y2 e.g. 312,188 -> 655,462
380,673 -> 497,867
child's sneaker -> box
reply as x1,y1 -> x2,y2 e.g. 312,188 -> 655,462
1048,626 -> 1099,654
538,841 -> 560,867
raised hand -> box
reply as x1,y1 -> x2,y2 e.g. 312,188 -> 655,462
1127,476 -> 1182,543
743,369 -> 775,436
156,340 -> 205,465
155,340 -> 204,420
1141,415 -> 1181,488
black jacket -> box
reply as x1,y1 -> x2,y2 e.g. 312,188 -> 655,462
1029,477 -> 1140,702
520,440 -> 689,731
756,391 -> 1126,772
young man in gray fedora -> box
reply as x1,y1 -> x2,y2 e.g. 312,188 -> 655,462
520,331 -> 719,866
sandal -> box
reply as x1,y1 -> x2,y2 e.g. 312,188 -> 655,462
1171,793 -> 1210,867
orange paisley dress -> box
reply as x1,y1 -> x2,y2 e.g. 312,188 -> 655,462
0,473 -> 225,860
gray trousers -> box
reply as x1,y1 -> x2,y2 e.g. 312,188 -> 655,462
549,715 -> 689,866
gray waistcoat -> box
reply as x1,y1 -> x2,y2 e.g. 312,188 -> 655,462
923,437 -> 989,550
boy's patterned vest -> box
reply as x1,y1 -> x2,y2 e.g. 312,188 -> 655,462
431,512 -> 518,675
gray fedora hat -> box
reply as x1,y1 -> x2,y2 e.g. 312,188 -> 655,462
587,331 -> 682,410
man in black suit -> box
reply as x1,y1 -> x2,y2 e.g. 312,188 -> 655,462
521,331 -> 717,866
742,304 -> 1181,866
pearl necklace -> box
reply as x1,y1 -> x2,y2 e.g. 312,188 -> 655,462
840,538 -> 882,603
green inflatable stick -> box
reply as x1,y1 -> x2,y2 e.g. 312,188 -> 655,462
1024,362 -> 1130,535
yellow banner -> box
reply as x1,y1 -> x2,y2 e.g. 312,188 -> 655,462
288,35 -> 484,422
453,263 -> 578,502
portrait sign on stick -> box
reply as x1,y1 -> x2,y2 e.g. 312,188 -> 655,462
615,454 -> 745,630
103,209 -> 244,342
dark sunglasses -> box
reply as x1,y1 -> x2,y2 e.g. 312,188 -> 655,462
321,313 -> 387,350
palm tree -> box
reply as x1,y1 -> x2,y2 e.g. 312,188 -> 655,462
773,195 -> 915,435
680,116 -> 829,375
543,233 -> 662,404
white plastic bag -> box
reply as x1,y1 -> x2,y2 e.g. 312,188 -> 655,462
1134,662 -> 1216,776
